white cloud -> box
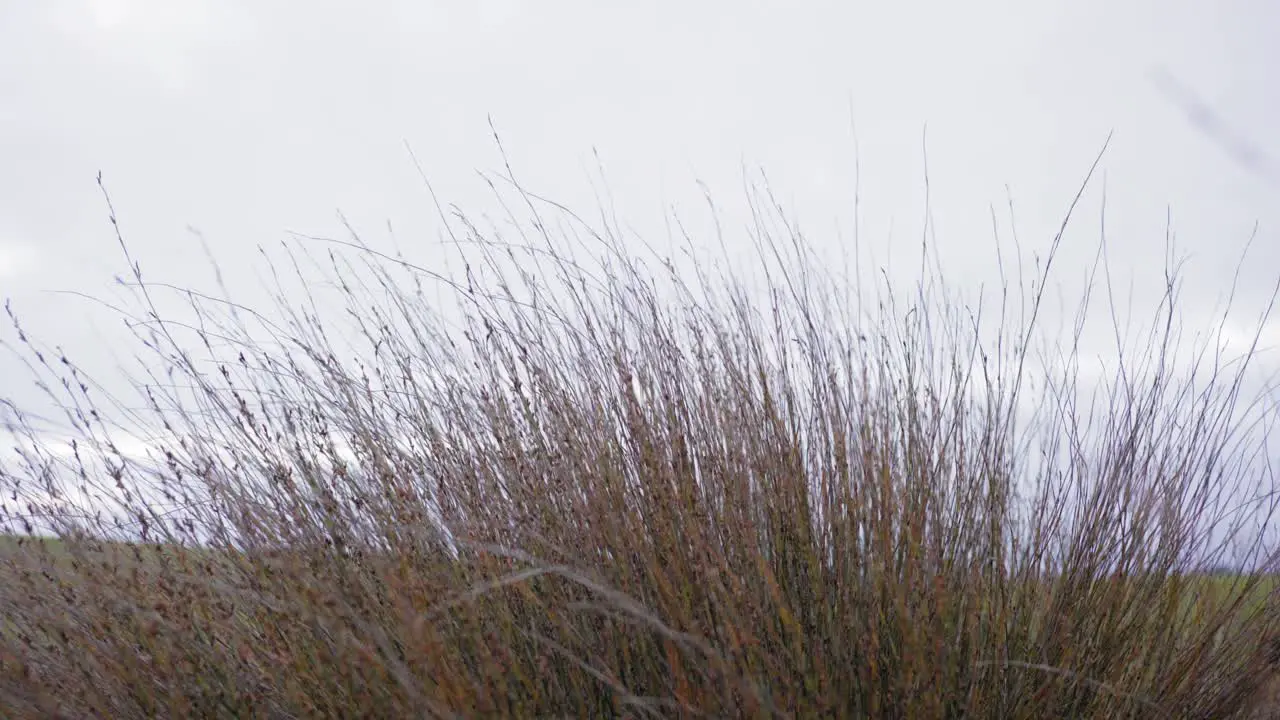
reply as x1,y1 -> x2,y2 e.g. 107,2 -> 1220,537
0,242 -> 36,279
48,0 -> 237,92
77,0 -> 213,34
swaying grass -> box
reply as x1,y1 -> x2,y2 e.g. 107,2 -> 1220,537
2,145 -> 1280,718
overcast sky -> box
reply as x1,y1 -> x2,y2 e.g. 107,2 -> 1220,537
2,1 -> 1278,435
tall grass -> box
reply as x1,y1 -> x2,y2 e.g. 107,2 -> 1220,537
2,147 -> 1280,718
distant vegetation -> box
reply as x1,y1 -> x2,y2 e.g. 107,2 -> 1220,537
2,148 -> 1279,718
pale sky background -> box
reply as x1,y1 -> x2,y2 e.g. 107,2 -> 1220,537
2,1 -> 1279,546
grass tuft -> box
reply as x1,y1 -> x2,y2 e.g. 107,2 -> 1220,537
2,149 -> 1280,718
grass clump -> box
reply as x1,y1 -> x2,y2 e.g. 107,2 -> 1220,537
2,146 -> 1280,718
